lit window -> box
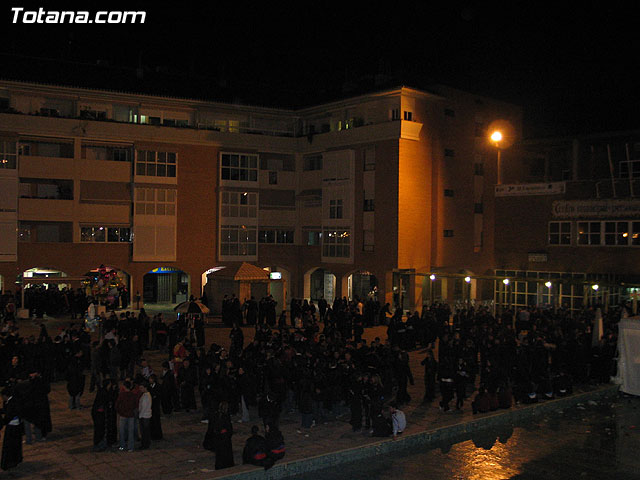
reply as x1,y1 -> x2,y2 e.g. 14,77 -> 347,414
322,228 -> 350,258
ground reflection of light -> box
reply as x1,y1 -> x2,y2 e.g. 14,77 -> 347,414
452,432 -> 522,480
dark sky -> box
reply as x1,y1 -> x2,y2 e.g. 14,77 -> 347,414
1,1 -> 639,137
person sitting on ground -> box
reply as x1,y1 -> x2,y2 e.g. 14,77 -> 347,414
265,423 -> 285,468
370,404 -> 392,437
389,402 -> 406,439
472,386 -> 491,414
242,425 -> 271,469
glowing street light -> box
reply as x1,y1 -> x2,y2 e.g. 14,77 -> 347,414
545,281 -> 552,288
503,278 -> 509,285
430,274 -> 436,281
592,284 -> 599,291
464,276 -> 471,283
491,130 -> 504,185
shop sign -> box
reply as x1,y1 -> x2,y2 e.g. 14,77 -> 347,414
552,199 -> 640,218
495,182 -> 565,197
270,272 -> 282,280
528,253 -> 548,262
149,267 -> 180,274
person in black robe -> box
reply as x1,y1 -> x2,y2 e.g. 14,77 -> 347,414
160,362 -> 178,414
91,381 -> 109,451
66,352 -> 85,409
22,371 -> 52,443
421,349 -> 438,403
370,405 -> 392,437
1,387 -> 23,471
177,359 -> 197,412
148,375 -> 163,440
265,423 -> 285,467
242,425 -> 271,469
212,402 -> 234,470
105,380 -> 119,447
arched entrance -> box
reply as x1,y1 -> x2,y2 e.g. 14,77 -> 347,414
304,268 -> 336,304
18,267 -> 70,317
262,266 -> 290,315
346,270 -> 378,301
85,265 -> 131,310
143,266 -> 190,305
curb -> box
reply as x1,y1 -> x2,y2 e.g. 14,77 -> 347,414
214,384 -> 619,480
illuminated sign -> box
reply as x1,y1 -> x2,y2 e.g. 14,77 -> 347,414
149,267 -> 180,274
270,272 -> 282,280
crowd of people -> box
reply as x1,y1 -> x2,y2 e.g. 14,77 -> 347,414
0,288 -> 624,473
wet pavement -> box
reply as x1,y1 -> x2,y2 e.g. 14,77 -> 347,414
3,315 -> 625,479
292,396 -> 640,480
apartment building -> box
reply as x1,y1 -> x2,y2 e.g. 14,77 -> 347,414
0,79 -> 521,312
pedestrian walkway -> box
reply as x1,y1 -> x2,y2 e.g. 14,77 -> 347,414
6,318 -> 620,480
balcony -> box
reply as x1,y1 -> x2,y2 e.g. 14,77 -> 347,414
19,155 -> 74,179
19,198 -> 74,222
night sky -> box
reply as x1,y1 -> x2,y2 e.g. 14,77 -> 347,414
1,2 -> 638,138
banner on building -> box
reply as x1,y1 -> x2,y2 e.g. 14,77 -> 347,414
495,182 -> 565,197
552,199 -> 640,218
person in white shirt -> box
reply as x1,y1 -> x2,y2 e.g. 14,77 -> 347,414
138,383 -> 152,449
389,403 -> 406,439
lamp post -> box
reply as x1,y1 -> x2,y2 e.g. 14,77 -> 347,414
491,130 -> 503,184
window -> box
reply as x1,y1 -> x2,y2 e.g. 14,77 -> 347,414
0,140 -> 17,169
0,98 -> 9,110
364,147 -> 375,171
269,171 -> 278,185
258,229 -> 294,244
221,153 -> 258,181
136,150 -> 177,177
220,225 -> 257,256
444,149 -> 455,157
80,226 -> 131,243
363,230 -> 374,252
577,222 -> 601,245
444,108 -> 455,117
363,198 -> 375,212
260,156 -> 295,171
633,222 -> 640,246
306,230 -> 321,246
403,111 -> 413,121
322,228 -> 350,257
604,221 -> 629,246
474,163 -> 484,176
83,145 -> 131,162
329,199 -> 343,219
549,221 -> 571,245
303,154 -> 323,171
18,225 -> 31,242
444,189 -> 454,197
19,140 -> 73,158
79,108 -> 107,121
444,230 -> 454,237
221,192 -> 257,218
391,108 -> 400,121
135,188 -> 176,216
163,118 -> 189,127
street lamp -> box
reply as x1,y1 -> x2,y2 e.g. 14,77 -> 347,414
491,130 -> 503,184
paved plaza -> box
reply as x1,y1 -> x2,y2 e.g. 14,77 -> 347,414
2,315 -> 617,479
